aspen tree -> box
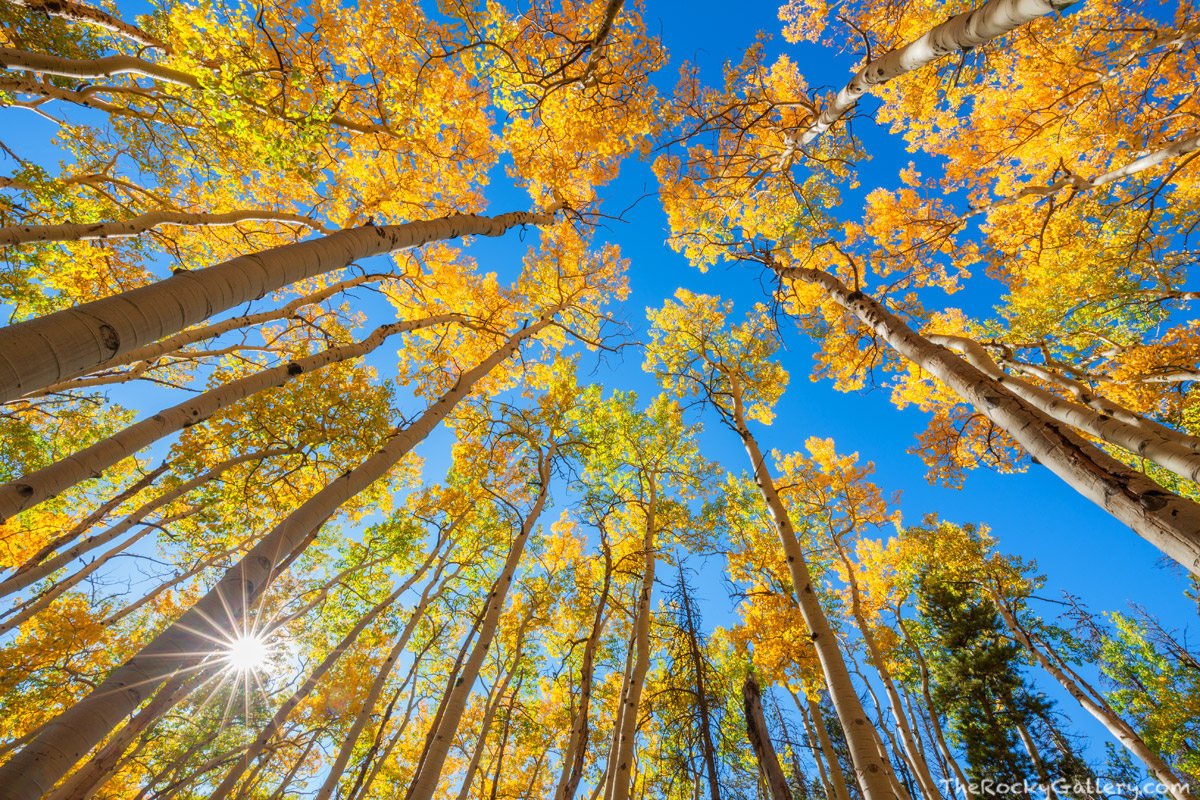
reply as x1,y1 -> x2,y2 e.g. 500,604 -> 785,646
646,292 -> 900,800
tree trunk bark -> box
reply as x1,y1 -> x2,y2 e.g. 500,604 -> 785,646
0,314 -> 555,800
743,673 -> 793,800
990,590 -> 1196,800
776,262 -> 1200,575
0,47 -> 197,86
834,539 -> 942,800
312,578 -> 442,800
52,273 -> 382,381
679,566 -> 723,800
795,694 -> 838,800
606,483 -> 657,800
455,618 -> 530,800
0,314 -> 462,520
2,0 -> 167,50
929,335 -> 1200,484
403,450 -> 553,800
0,209 -> 330,247
730,387 -> 898,800
0,207 -> 557,402
555,541 -> 613,800
782,0 -> 1075,156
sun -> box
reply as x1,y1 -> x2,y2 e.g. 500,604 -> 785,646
224,634 -> 271,673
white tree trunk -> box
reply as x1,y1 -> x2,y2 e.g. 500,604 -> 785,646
0,207 -> 556,402
0,209 -> 330,247
403,450 -> 553,800
606,485 -> 656,800
0,313 -> 555,800
990,590 -> 1196,800
929,334 -> 1200,484
3,0 -> 167,50
732,392 -> 899,800
782,0 -> 1075,158
0,47 -> 197,86
777,263 -> 1200,575
0,314 -> 462,521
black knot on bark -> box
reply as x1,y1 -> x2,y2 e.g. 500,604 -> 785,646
98,323 -> 120,353
1139,492 -> 1169,512
286,362 -> 303,375
15,483 -> 33,498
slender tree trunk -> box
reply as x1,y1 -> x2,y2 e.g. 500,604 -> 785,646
0,206 -> 557,402
930,334 -> 1200,484
606,484 -> 657,800
455,619 -> 531,800
404,451 -> 553,800
0,209 -> 330,247
0,47 -> 197,86
796,695 -> 838,800
555,541 -> 613,800
834,540 -> 941,800
964,129 -> 1200,218
312,580 -> 441,800
990,591 -> 1196,800
0,315 -> 555,800
730,388 -> 898,800
780,0 -> 1075,157
892,615 -> 972,800
743,673 -> 793,800
776,262 -> 1200,575
0,314 -> 462,520
3,0 -> 167,49
602,605 -> 639,800
1014,720 -> 1057,800
678,567 -> 723,800
797,693 -> 853,800
0,447 -> 296,598
208,543 -> 445,800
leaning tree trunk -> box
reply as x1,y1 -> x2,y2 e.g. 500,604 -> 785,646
929,335 -> 1200,485
795,695 -> 841,800
0,313 -> 463,521
776,262 -> 1200,575
2,0 -> 167,50
990,590 -> 1197,800
0,446 -> 297,599
678,566 -> 723,800
0,208 -> 330,247
0,313 -> 556,800
0,206 -> 557,402
606,485 -> 657,800
730,387 -> 899,800
833,540 -> 941,800
403,450 -> 553,800
554,542 -> 613,800
312,579 -> 443,800
743,673 -> 792,800
781,0 -> 1075,158
455,617 -> 531,800
207,542 -> 446,800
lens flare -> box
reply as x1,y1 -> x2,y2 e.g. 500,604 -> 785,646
224,634 -> 270,673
